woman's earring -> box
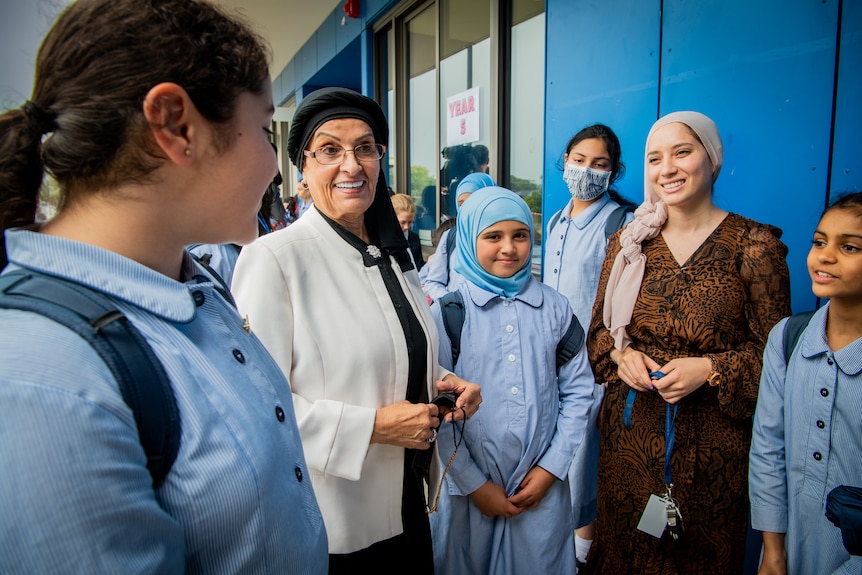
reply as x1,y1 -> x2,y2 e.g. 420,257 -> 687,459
302,181 -> 309,189
184,148 -> 192,157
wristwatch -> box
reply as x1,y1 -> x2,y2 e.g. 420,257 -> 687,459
706,355 -> 721,387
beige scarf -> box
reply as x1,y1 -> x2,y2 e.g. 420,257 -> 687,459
602,111 -> 724,350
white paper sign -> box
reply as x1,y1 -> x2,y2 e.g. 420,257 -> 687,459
446,86 -> 480,147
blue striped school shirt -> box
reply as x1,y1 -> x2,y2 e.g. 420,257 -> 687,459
0,229 -> 327,574
749,304 -> 862,575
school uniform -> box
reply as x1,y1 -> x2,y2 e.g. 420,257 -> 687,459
750,305 -> 862,575
430,257 -> 594,573
0,228 -> 328,574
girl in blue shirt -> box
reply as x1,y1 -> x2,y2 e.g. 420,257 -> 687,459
429,187 -> 595,574
543,123 -> 635,568
749,191 -> 862,575
0,1 -> 327,572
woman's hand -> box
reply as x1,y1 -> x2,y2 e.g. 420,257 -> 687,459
437,374 -> 482,422
651,357 -> 712,404
470,481 -> 523,518
508,466 -> 555,510
370,401 -> 440,450
611,346 -> 661,392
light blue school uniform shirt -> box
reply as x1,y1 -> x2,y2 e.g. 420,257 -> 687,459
0,229 -> 328,574
542,193 -> 634,528
543,194 -> 634,330
422,228 -> 466,300
749,305 -> 862,575
429,278 -> 594,575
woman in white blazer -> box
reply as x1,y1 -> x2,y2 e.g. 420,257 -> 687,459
232,87 -> 481,574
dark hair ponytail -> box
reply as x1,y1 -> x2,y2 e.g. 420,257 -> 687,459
1,0 -> 271,269
0,106 -> 46,268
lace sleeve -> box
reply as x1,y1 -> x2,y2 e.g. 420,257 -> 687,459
713,221 -> 791,419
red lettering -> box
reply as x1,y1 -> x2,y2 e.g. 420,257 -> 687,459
449,102 -> 457,118
460,118 -> 466,135
467,96 -> 475,113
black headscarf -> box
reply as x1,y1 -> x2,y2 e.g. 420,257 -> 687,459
287,87 -> 410,266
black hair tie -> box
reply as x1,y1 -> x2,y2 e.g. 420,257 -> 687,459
23,101 -> 55,136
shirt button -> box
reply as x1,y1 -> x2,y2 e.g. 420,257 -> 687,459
554,268 -> 558,273
556,251 -> 560,256
503,301 -> 510,306
827,358 -> 834,366
275,406 -> 285,422
295,466 -> 304,482
232,349 -> 246,363
508,354 -> 516,362
820,388 -> 829,397
816,420 -> 825,429
506,325 -> 514,333
192,291 -> 205,306
813,452 -> 822,461
511,386 -> 519,395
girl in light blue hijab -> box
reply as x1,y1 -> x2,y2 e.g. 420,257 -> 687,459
430,186 -> 595,575
453,186 -> 534,297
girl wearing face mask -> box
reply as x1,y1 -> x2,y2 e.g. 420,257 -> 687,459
542,123 -> 635,570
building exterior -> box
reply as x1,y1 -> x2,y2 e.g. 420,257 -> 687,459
271,0 -> 861,313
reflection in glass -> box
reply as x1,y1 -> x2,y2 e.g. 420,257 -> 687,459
439,0 -> 491,220
509,7 -> 545,274
407,5 -> 438,243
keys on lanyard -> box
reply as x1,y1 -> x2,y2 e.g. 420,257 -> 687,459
663,483 -> 684,540
655,372 -> 684,540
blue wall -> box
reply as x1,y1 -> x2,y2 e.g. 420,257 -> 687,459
272,0 -> 398,106
544,0 -> 859,313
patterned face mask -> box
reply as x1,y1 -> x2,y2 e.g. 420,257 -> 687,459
563,163 -> 611,201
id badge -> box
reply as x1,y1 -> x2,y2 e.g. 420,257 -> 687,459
637,493 -> 671,538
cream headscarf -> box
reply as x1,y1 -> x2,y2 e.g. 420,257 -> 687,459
602,111 -> 723,350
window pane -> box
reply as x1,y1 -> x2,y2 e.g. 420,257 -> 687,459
441,0 -> 490,60
508,10 -> 545,274
438,0 -> 491,221
407,5 -> 439,242
513,0 -> 544,26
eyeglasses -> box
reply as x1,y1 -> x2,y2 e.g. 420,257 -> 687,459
304,144 -> 385,165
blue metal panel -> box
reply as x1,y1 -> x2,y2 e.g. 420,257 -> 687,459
316,11 -> 338,67
296,42 -> 318,90
660,0 -> 838,312
543,0 -> 661,230
831,0 -> 862,200
336,8 -> 364,52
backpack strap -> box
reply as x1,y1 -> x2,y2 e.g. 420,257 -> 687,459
604,204 -> 635,238
555,314 -> 585,374
445,227 -> 457,284
438,290 -> 465,366
782,311 -> 816,366
0,270 -> 180,488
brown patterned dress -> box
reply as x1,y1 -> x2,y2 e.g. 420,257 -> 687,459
582,213 -> 791,575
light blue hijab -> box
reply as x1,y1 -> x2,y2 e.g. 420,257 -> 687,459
454,172 -> 496,217
454,186 -> 534,298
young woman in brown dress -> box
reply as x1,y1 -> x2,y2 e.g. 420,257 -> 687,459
583,112 -> 791,574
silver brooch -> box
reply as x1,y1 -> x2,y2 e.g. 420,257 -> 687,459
366,245 -> 382,259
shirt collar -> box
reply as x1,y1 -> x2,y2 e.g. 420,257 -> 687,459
800,304 -> 862,375
465,275 -> 543,308
5,228 -> 200,323
558,194 -> 613,230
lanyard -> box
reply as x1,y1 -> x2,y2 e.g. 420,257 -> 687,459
620,371 -> 678,485
664,402 -> 678,485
